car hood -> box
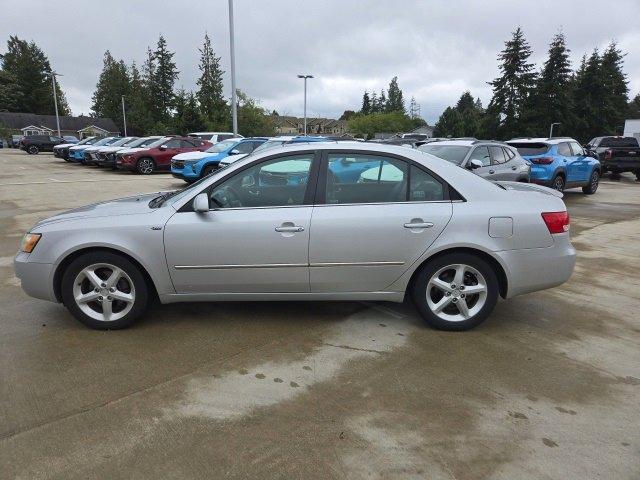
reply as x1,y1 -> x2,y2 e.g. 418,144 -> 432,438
53,143 -> 75,149
173,151 -> 210,162
83,146 -> 103,152
118,147 -> 150,155
495,181 -> 563,198
32,192 -> 167,229
99,146 -> 127,153
68,145 -> 87,151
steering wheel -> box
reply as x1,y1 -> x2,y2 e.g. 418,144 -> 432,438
210,185 -> 242,208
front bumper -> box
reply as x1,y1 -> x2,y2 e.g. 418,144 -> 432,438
14,252 -> 58,302
495,233 -> 576,298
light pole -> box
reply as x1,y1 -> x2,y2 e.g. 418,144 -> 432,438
297,74 -> 313,135
121,95 -> 127,136
228,0 -> 238,135
45,71 -> 62,137
549,122 -> 561,138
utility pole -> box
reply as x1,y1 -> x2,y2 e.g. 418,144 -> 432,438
45,71 -> 62,137
121,95 -> 127,136
297,75 -> 313,135
228,0 -> 238,135
549,122 -> 561,138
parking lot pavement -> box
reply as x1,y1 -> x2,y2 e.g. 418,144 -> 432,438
0,148 -> 638,479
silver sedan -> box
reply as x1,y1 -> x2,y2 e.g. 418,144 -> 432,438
15,142 -> 575,331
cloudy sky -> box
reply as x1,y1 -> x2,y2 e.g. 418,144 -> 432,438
1,0 -> 639,124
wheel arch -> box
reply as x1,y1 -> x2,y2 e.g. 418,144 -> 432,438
53,246 -> 159,303
405,247 -> 509,299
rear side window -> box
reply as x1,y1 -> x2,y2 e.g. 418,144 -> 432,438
490,146 -> 507,164
508,143 -> 549,156
599,137 -> 639,148
410,166 -> 444,201
504,147 -> 516,160
557,143 -> 572,156
326,154 -> 408,204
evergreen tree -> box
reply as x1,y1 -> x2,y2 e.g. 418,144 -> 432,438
173,88 -> 204,134
370,92 -> 378,113
150,35 -> 178,121
126,61 -> 154,135
433,107 -> 463,137
91,51 -> 130,130
487,27 -> 537,139
378,90 -> 387,112
1,35 -> 70,115
0,69 -> 23,111
196,33 -> 227,129
600,41 -> 629,135
573,50 -> 604,141
530,33 -> 574,137
628,94 -> 640,119
361,91 -> 371,114
455,91 -> 475,113
386,76 -> 404,112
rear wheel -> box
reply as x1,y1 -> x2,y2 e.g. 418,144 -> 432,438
411,253 -> 499,331
27,145 -> 39,154
136,157 -> 155,175
582,170 -> 599,194
61,251 -> 149,330
551,174 -> 565,192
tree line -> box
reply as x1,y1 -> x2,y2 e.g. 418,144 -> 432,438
434,28 -> 638,143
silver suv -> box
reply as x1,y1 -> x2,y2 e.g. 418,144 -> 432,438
418,140 -> 530,182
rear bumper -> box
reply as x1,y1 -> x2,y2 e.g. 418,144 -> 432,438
14,252 -> 57,302
495,233 -> 576,298
601,160 -> 640,172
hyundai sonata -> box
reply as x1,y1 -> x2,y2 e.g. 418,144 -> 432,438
15,142 -> 576,331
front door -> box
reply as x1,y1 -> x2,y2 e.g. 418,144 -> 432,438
309,152 -> 452,293
164,152 -> 317,294
568,141 -> 591,182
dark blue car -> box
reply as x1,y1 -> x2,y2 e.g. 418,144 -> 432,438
507,138 -> 601,194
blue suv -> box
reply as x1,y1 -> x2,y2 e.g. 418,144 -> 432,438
507,138 -> 601,194
171,137 -> 267,182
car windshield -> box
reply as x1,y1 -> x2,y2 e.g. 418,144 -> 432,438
75,137 -> 94,145
108,137 -> 133,147
92,137 -> 115,146
419,145 -> 471,164
507,142 -> 550,156
205,139 -> 237,153
146,137 -> 172,148
252,140 -> 286,154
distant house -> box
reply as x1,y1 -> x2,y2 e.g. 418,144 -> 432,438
271,115 -> 349,136
0,112 -> 119,139
374,123 -> 434,140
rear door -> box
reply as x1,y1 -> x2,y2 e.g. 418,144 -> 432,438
309,151 -> 452,293
488,146 -> 512,180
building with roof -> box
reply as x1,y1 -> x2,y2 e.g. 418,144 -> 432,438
270,115 -> 349,136
0,112 -> 119,139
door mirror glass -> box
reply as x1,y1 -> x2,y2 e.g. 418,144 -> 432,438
230,149 -> 241,155
467,159 -> 483,170
159,145 -> 167,151
193,193 -> 210,212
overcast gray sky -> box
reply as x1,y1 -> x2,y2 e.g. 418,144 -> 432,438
1,0 -> 638,124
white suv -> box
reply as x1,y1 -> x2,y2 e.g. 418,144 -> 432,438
188,132 -> 243,144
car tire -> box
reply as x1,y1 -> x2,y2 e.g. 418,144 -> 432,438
202,164 -> 217,177
635,171 -> 640,182
551,174 -> 565,192
61,251 -> 149,330
136,157 -> 155,175
582,170 -> 599,194
411,253 -> 499,331
27,145 -> 39,154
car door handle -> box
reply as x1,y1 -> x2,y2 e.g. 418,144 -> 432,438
511,166 -> 517,170
489,170 -> 495,174
275,226 -> 304,232
404,222 -> 434,229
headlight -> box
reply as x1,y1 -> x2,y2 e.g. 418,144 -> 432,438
20,233 -> 41,253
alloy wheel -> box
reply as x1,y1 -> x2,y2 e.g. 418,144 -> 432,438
72,263 -> 135,322
553,176 -> 564,192
590,172 -> 599,191
425,264 -> 488,322
138,158 -> 154,174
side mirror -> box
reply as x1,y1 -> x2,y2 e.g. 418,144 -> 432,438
159,145 -> 167,151
467,159 -> 483,170
230,149 -> 241,155
193,193 -> 210,213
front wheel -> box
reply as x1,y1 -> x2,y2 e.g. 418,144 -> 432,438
61,251 -> 149,329
411,253 -> 499,331
136,157 -> 155,175
582,170 -> 599,194
27,145 -> 39,154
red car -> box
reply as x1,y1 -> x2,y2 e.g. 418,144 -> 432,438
116,136 -> 212,174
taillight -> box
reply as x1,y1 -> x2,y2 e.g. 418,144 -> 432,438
604,149 -> 612,159
541,211 -> 570,234
531,157 -> 554,165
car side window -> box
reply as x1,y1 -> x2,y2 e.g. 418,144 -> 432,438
409,166 -> 444,201
218,134 -> 233,141
49,136 -> 61,142
489,146 -> 507,164
180,140 -> 195,148
557,143 -> 572,156
164,139 -> 181,148
235,142 -> 254,154
325,154 -> 408,205
209,154 -> 313,209
569,142 -> 584,156
503,147 -> 515,160
469,146 -> 491,166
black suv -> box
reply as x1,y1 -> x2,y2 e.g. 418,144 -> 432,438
20,135 -> 66,154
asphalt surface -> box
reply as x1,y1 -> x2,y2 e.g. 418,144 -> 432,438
0,149 -> 638,479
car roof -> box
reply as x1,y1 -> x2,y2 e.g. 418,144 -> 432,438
188,132 -> 235,135
507,137 -> 576,145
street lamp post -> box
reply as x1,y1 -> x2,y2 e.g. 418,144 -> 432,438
45,71 -> 62,137
549,122 -> 561,138
121,95 -> 127,136
228,0 -> 238,135
297,74 -> 313,135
